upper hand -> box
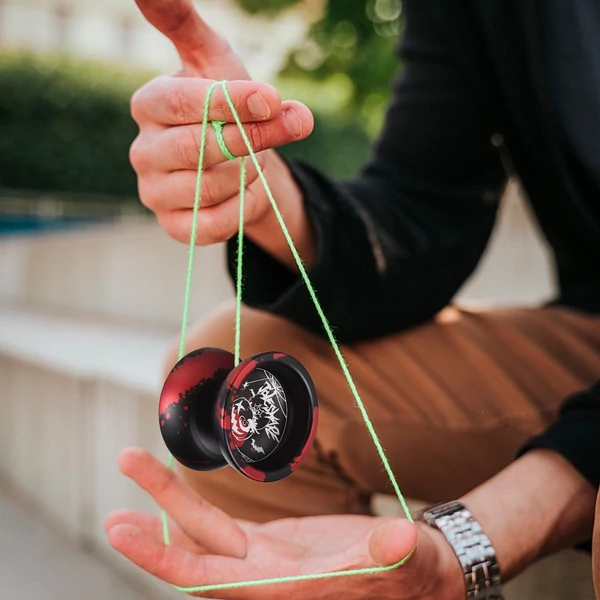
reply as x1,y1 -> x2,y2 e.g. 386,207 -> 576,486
106,448 -> 464,599
130,0 -> 315,252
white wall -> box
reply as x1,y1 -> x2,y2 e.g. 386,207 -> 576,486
456,180 -> 556,307
0,218 -> 234,329
0,352 -> 181,598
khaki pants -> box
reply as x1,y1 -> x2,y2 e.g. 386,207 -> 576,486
169,303 -> 600,592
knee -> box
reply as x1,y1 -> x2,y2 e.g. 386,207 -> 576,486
162,302 -> 236,376
162,301 -> 326,376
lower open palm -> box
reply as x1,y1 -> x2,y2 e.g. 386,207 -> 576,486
105,448 -> 459,599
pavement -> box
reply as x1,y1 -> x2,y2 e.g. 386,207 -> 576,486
0,486 -> 153,600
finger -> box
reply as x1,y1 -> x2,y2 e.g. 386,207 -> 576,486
149,101 -> 313,172
108,524 -> 251,591
118,447 -> 247,559
156,183 -> 266,246
132,77 -> 282,126
368,519 -> 418,567
105,509 -> 207,554
137,156 -> 264,212
133,0 -> 247,79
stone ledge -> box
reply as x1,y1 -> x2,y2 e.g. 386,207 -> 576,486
0,304 -> 173,394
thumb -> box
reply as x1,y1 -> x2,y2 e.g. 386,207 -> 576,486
368,519 -> 418,567
133,0 -> 249,79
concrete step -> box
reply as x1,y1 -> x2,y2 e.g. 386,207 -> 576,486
0,484 -> 161,600
0,182 -> 556,333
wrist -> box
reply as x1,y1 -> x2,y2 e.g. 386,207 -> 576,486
245,151 -> 316,270
418,502 -> 503,599
460,449 -> 596,580
416,521 -> 466,600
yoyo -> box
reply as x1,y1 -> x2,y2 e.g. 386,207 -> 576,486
159,347 -> 319,482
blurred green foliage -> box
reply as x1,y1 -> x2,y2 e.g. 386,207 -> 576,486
0,55 -> 375,197
0,1 -> 403,196
279,111 -> 371,178
242,0 -> 404,135
236,0 -> 303,16
0,52 -> 146,197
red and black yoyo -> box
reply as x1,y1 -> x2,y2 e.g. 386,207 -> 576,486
159,347 -> 319,482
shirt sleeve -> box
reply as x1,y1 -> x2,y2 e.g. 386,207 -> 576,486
228,0 -> 507,342
519,381 -> 600,489
518,381 -> 600,551
226,0 -> 600,511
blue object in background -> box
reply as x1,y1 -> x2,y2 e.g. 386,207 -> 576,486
0,214 -> 105,236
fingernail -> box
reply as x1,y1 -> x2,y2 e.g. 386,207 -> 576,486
247,93 -> 271,119
283,108 -> 303,138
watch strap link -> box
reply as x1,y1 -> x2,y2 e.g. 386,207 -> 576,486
421,501 -> 504,600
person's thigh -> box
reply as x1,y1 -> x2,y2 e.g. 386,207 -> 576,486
165,302 -> 600,521
334,304 -> 600,502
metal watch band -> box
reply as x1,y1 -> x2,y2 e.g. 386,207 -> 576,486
420,501 -> 504,600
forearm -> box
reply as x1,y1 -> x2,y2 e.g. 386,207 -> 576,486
244,152 -> 316,270
229,159 -> 500,342
460,448 -> 597,581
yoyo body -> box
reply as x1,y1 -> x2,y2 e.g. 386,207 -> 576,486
159,347 -> 318,482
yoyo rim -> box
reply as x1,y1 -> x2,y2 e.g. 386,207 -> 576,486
159,347 -> 234,471
216,351 -> 319,482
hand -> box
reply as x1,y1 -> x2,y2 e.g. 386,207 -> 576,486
130,0 -> 316,267
106,448 -> 464,599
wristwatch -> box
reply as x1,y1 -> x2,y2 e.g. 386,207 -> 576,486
418,500 -> 504,599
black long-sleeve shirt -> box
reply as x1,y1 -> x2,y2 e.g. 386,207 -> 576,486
228,1 -> 600,492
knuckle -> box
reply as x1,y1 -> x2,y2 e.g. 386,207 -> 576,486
164,83 -> 189,122
129,136 -> 149,174
137,178 -> 159,211
215,89 -> 235,121
256,150 -> 268,168
130,88 -> 146,124
153,542 -> 172,577
154,467 -> 178,497
130,75 -> 164,123
244,186 -> 264,226
175,127 -> 200,169
247,123 -> 268,151
244,152 -> 267,183
202,212 -> 229,244
201,175 -> 217,207
157,212 -> 185,244
189,127 -> 202,168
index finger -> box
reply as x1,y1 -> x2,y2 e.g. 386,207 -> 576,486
118,447 -> 248,559
132,77 -> 282,126
108,524 -> 253,592
132,0 -> 246,78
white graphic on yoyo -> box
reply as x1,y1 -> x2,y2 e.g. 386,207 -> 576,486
230,369 -> 288,463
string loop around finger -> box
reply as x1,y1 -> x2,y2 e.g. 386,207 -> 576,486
210,119 -> 237,160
